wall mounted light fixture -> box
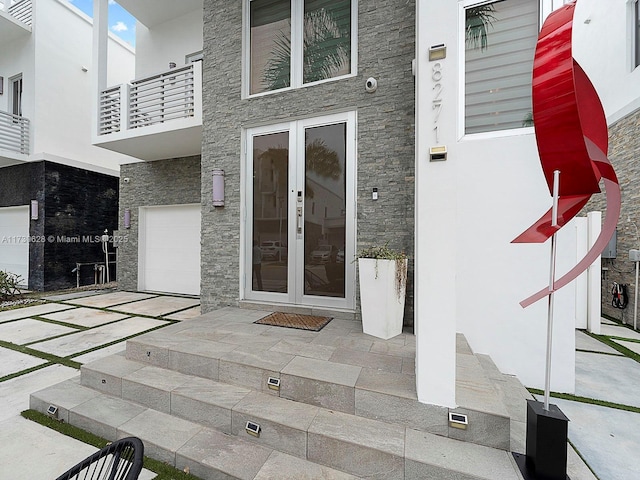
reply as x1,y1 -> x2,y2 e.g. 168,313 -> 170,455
212,170 -> 225,207
30,200 -> 38,220
429,43 -> 447,61
124,208 -> 131,229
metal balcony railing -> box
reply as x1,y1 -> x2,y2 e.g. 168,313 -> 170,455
98,62 -> 200,137
5,0 -> 32,26
99,86 -> 122,135
0,110 -> 30,155
129,64 -> 196,129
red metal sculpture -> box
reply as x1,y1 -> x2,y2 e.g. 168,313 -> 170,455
512,1 -> 621,308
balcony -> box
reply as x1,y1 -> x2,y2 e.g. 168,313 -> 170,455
0,0 -> 32,43
115,0 -> 201,28
0,110 -> 29,162
94,62 -> 202,161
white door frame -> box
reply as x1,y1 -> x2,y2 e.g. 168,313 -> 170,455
242,111 -> 357,310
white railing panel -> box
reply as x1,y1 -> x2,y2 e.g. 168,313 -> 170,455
128,64 -> 196,129
0,110 -> 29,155
7,0 -> 32,26
99,86 -> 122,135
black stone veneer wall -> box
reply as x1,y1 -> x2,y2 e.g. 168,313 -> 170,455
43,163 -> 119,290
0,162 -> 45,289
0,161 -> 118,291
201,0 -> 416,325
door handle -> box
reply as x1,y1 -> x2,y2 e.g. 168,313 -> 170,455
297,206 -> 303,234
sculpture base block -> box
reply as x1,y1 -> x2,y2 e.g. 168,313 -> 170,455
513,399 -> 570,480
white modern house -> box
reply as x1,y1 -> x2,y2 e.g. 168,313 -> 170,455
415,0 -> 640,406
0,0 -> 135,290
84,0 -> 640,412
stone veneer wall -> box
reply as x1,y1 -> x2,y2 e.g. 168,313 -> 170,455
594,108 -> 640,324
0,161 -> 118,290
0,162 -> 45,290
115,156 -> 201,292
200,0 -> 416,325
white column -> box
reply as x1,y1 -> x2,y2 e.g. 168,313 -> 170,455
91,0 -> 108,138
574,217 -> 588,329
587,211 -> 602,334
414,0 -> 456,408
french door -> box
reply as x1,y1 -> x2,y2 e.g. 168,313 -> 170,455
244,112 -> 356,309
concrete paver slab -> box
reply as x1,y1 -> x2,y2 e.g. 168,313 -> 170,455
0,303 -> 74,323
113,296 -> 200,316
612,339 -> 640,355
31,317 -> 169,357
600,324 -> 640,340
72,342 -> 126,364
42,290 -> 111,301
165,306 -> 201,320
0,318 -> 77,344
548,397 -> 640,480
576,330 -> 623,354
65,291 -> 157,308
41,307 -> 130,327
575,351 -> 640,408
254,451 -> 361,480
0,347 -> 47,378
0,364 -> 78,421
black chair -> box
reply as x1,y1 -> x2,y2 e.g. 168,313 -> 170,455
55,437 -> 144,480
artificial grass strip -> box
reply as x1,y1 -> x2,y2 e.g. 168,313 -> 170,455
0,362 -> 54,382
0,340 -> 81,370
583,331 -> 640,364
527,388 -> 640,414
21,409 -> 202,480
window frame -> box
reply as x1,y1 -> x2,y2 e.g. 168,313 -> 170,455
9,74 -> 23,118
459,0 -> 540,140
633,0 -> 640,70
243,0 -> 358,98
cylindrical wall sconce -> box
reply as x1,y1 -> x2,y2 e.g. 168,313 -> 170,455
212,170 -> 225,207
124,208 -> 131,229
30,200 -> 38,220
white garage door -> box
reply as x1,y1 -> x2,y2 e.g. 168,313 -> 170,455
0,205 -> 29,286
138,204 -> 201,295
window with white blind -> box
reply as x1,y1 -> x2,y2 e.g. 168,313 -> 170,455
464,0 -> 539,135
248,0 -> 354,95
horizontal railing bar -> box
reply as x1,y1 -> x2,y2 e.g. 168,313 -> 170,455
129,111 -> 195,127
130,103 -> 194,117
130,64 -> 194,85
130,74 -> 193,93
130,81 -> 194,99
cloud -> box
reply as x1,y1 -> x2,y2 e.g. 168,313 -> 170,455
111,21 -> 128,32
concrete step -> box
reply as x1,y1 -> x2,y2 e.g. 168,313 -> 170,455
30,378 -> 360,479
122,320 -> 511,451
30,376 -> 523,480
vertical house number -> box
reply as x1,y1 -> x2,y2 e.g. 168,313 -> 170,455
432,62 -> 443,143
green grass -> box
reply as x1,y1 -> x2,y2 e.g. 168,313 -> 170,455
21,409 -> 203,480
527,387 -> 640,414
583,331 -> 640,364
0,340 -> 81,369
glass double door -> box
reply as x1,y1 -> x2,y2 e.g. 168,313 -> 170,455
246,112 -> 355,309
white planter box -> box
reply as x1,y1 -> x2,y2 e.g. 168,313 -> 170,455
358,257 -> 407,340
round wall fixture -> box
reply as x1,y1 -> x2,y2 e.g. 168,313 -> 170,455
365,77 -> 378,93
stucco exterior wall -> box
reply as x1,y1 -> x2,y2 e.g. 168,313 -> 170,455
199,0 -> 416,322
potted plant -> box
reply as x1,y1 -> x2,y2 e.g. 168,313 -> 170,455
356,243 -> 408,339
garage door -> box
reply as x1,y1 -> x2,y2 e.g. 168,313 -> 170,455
0,205 -> 29,286
138,204 -> 201,295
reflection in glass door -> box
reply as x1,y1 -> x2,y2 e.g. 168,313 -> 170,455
251,131 -> 289,294
303,123 -> 346,299
246,112 -> 355,309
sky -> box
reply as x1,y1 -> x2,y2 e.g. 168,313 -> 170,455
67,0 -> 136,46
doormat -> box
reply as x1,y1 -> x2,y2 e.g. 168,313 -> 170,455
255,312 -> 333,331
